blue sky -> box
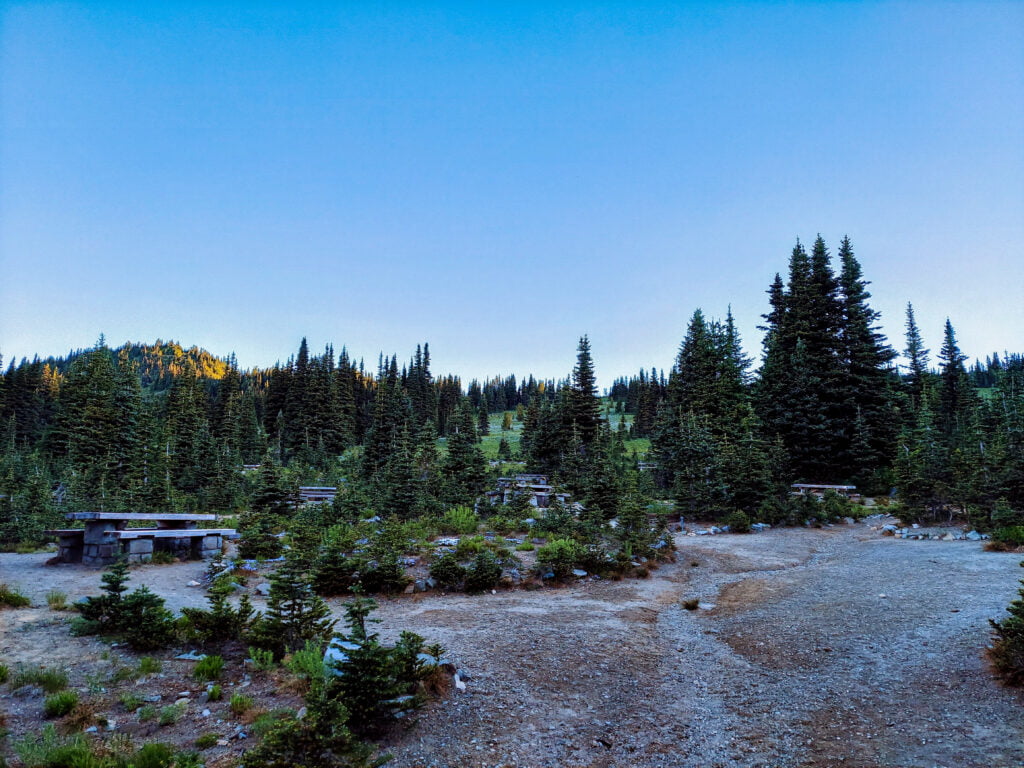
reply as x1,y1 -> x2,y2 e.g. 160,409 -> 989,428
2,2 -> 1022,386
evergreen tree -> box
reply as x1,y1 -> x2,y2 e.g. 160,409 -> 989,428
250,555 -> 336,659
568,336 -> 601,446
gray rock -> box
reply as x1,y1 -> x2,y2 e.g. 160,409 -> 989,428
966,530 -> 982,541
572,569 -> 588,578
175,651 -> 206,661
413,579 -> 428,593
255,582 -> 271,596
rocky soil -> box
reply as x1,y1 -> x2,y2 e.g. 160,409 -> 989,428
2,520 -> 1022,767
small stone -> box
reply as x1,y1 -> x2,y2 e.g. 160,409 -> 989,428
85,726 -> 98,733
216,740 -> 229,747
255,582 -> 272,596
201,709 -> 211,717
297,706 -> 308,720
143,695 -> 162,703
175,698 -> 191,706
403,584 -> 415,594
187,580 -> 201,587
572,569 -> 588,578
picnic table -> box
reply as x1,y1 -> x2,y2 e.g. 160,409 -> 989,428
46,512 -> 238,565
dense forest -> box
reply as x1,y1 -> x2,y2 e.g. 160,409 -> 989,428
2,236 -> 1022,547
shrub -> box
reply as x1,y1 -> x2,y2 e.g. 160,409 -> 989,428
0,584 -> 30,608
464,551 -> 502,593
193,655 -> 224,682
248,647 -> 276,672
536,538 -> 584,579
133,742 -> 175,768
0,664 -> 8,684
119,587 -> 177,651
285,640 -> 328,686
159,703 -> 185,726
247,557 -> 336,659
990,562 -> 1024,685
13,725 -> 92,768
45,591 -> 67,611
43,690 -> 79,718
682,598 -> 700,610
230,693 -> 254,716
428,553 -> 466,590
195,733 -> 219,750
138,656 -> 163,675
454,536 -> 486,558
119,693 -> 143,711
138,704 -> 157,722
207,684 -> 223,702
441,506 -> 479,535
515,541 -> 534,552
180,576 -> 256,645
726,510 -> 751,533
992,526 -> 1024,549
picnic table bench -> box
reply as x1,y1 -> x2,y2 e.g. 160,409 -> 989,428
46,512 -> 238,565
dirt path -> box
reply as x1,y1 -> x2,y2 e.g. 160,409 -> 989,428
2,523 -> 1022,767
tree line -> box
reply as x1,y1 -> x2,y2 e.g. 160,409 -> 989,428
1,234 -> 1021,546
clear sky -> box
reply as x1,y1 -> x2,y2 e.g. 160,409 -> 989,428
2,2 -> 1022,387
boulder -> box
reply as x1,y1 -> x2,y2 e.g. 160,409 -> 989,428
966,530 -> 982,541
255,582 -> 271,596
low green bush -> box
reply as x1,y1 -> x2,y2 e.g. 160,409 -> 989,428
0,663 -> 8,684
133,742 -> 175,768
992,526 -> 1024,548
43,690 -> 79,718
119,693 -> 143,711
138,704 -> 157,722
207,684 -> 223,701
138,656 -> 163,675
0,583 -> 30,608
428,553 -> 466,590
45,590 -> 67,611
536,538 -> 585,579
159,703 -> 185,726
195,733 -> 219,750
230,693 -> 254,716
464,551 -> 502,593
285,641 -> 328,685
441,506 -> 479,535
248,647 -> 276,672
193,655 -> 224,682
726,510 -> 751,533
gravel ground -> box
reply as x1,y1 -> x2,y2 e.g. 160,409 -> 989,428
366,522 -> 1024,768
2,520 -> 1022,767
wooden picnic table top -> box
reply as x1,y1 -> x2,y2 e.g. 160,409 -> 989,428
66,512 -> 218,522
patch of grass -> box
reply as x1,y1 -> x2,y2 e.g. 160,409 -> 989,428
0,664 -> 8,684
206,684 -> 222,702
119,693 -> 143,711
195,733 -> 219,750
0,584 -> 30,608
515,541 -> 535,552
43,690 -> 79,718
193,655 -> 224,682
150,550 -> 176,565
158,703 -> 186,726
11,667 -> 69,693
45,590 -> 67,611
138,656 -> 162,675
138,704 -> 157,723
229,692 -> 254,716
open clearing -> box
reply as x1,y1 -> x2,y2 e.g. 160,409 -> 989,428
2,521 -> 1022,767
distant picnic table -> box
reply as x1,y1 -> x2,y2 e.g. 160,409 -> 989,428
790,483 -> 858,498
46,512 -> 238,566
